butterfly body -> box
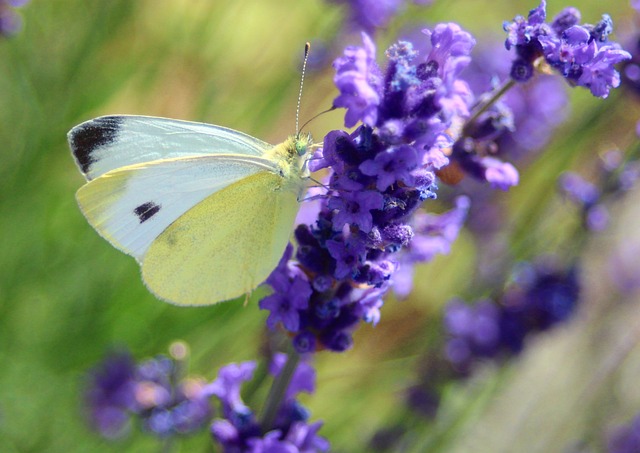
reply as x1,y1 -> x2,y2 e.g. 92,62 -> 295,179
68,115 -> 312,306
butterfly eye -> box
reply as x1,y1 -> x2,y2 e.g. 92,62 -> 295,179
295,140 -> 307,157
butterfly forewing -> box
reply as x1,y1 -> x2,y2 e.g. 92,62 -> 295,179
68,115 -> 273,181
76,155 -> 278,260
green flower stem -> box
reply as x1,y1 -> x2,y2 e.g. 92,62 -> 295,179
260,349 -> 300,432
463,78 -> 517,135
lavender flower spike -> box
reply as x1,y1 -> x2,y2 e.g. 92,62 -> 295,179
333,32 -> 383,128
505,1 -> 631,98
262,25 -> 476,352
209,357 -> 329,451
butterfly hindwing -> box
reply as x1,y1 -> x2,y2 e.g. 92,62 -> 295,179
141,171 -> 300,305
76,155 -> 277,260
68,115 -> 273,181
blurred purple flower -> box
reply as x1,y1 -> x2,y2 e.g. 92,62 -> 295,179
444,299 -> 501,373
331,0 -> 404,34
557,156 -> 640,233
86,351 -> 213,439
460,36 -> 568,161
559,172 -> 600,205
285,421 -> 331,452
607,414 -> 640,453
393,196 -> 469,298
504,2 -> 631,98
410,195 -> 470,261
209,358 -> 329,452
85,351 -> 137,439
0,0 -> 28,36
609,241 -> 640,294
443,259 -> 580,373
482,157 -> 519,190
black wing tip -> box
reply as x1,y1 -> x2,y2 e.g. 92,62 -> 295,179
68,116 -> 125,176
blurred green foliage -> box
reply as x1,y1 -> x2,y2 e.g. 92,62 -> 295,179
0,0 -> 639,452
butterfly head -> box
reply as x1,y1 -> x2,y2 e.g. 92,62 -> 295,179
294,132 -> 313,157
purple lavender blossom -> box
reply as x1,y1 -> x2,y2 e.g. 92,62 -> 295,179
424,24 -> 476,122
559,172 -> 600,205
326,237 -> 367,279
608,241 -> 640,295
407,195 -> 469,262
207,361 -> 256,418
466,39 -> 568,152
85,351 -> 213,440
360,145 -> 418,191
352,285 -> 387,325
577,44 -> 631,97
539,25 -> 628,98
426,23 -> 476,77
503,0 -> 548,51
136,356 -> 212,436
259,275 -> 312,332
504,1 -> 631,98
621,31 -> 640,95
285,421 -> 331,452
446,137 -> 522,189
208,357 -> 329,452
328,189 -> 384,233
332,32 -> 383,128
261,27 -> 477,352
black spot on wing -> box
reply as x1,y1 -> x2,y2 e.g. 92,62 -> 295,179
134,202 -> 161,223
68,116 -> 123,177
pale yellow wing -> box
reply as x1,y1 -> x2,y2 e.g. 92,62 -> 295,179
141,171 -> 300,306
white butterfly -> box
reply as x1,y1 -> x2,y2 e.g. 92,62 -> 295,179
69,115 -> 311,306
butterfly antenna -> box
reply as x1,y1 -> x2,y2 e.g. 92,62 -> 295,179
299,106 -> 336,133
296,42 -> 311,138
